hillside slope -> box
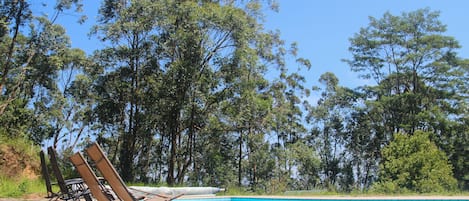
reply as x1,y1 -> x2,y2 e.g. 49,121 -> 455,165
0,143 -> 40,180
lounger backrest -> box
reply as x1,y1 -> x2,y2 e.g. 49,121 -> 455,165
48,147 -> 69,196
70,152 -> 111,201
39,150 -> 55,198
86,143 -> 136,201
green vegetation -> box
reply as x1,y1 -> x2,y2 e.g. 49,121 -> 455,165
0,0 -> 467,196
0,176 -> 45,198
373,131 -> 457,193
0,135 -> 45,198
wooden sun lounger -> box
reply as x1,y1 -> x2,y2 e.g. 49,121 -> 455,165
69,152 -> 115,201
46,147 -> 92,201
85,143 -> 182,201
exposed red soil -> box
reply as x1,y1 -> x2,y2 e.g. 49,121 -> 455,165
0,144 -> 40,180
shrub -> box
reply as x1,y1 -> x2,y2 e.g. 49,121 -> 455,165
374,130 -> 457,193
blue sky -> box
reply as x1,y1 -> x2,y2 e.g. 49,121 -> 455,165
263,0 -> 469,90
39,0 -> 469,91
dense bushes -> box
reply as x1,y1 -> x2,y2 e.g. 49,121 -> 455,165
373,131 -> 457,193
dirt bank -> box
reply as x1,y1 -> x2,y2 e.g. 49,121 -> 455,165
0,144 -> 40,180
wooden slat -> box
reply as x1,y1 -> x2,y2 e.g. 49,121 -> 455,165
39,150 -> 55,198
70,152 -> 110,201
47,147 -> 68,196
86,143 -> 135,201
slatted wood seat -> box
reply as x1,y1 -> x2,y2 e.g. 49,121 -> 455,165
69,152 -> 115,201
85,142 -> 183,201
44,147 -> 92,201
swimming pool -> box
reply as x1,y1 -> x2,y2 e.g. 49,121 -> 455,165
177,197 -> 469,201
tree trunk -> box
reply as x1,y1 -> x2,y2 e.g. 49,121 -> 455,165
238,130 -> 243,186
167,129 -> 177,186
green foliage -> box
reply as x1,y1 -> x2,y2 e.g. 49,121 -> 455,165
0,99 -> 35,141
288,141 -> 321,189
374,130 -> 457,193
87,0 -> 310,188
305,72 -> 357,191
345,8 -> 460,83
345,8 -> 468,190
0,176 -> 45,198
0,0 -> 89,148
1,0 -> 468,194
0,135 -> 44,198
0,132 -> 41,161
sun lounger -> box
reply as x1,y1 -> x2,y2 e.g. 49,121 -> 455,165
69,152 -> 115,201
46,147 -> 92,201
85,142 -> 183,201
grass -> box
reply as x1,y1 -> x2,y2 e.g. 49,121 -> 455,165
126,182 -> 469,197
0,176 -> 46,198
0,134 -> 45,198
281,190 -> 469,197
1,176 -> 468,198
223,186 -> 260,196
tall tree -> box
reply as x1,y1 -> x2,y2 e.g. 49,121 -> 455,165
288,140 -> 321,190
90,0 -> 302,186
0,0 -> 86,147
344,8 -> 468,188
268,41 -> 311,191
305,72 -> 356,190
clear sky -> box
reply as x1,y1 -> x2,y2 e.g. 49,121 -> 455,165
263,0 -> 469,90
38,0 -> 469,92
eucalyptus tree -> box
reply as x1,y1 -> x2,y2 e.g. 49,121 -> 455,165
344,8 -> 468,188
187,120 -> 238,187
305,72 -> 357,190
90,0 -> 301,186
0,0 -> 87,147
90,0 -> 163,182
345,8 -> 463,133
153,0 -> 281,186
345,102 -> 383,189
265,40 -> 311,190
288,140 -> 320,190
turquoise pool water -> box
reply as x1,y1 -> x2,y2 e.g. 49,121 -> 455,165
178,197 -> 469,201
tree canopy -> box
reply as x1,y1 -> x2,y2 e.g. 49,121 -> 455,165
1,1 -> 467,193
